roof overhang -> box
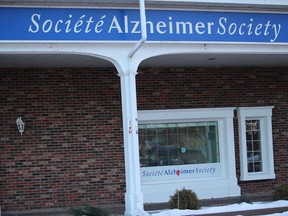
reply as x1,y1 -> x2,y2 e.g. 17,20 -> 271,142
2,0 -> 288,11
1,1 -> 288,68
1,51 -> 288,68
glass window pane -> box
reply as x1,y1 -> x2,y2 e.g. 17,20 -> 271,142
254,162 -> 262,172
246,119 -> 263,173
246,132 -> 252,141
147,126 -> 156,135
178,126 -> 187,134
168,135 -> 178,146
247,141 -> 253,151
252,131 -> 261,141
157,124 -> 167,135
139,121 -> 219,167
253,141 -> 261,151
157,135 -> 167,146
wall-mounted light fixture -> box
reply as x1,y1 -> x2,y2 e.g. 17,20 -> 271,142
16,117 -> 25,135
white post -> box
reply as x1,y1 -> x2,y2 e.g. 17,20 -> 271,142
118,1 -> 148,213
118,63 -> 148,216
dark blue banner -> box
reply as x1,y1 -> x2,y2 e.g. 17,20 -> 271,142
0,7 -> 287,43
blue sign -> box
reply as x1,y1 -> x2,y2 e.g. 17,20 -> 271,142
0,7 -> 287,43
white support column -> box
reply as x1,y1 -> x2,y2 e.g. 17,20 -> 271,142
118,62 -> 149,216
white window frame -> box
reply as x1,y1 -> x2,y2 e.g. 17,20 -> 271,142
138,107 -> 240,202
237,106 -> 275,181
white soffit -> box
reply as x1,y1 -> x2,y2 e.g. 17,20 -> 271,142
148,0 -> 288,7
1,53 -> 288,68
1,0 -> 288,10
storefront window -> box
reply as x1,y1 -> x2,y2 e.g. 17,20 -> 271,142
139,121 -> 219,167
139,108 -> 241,200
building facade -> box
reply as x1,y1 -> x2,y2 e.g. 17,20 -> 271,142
1,1 -> 288,216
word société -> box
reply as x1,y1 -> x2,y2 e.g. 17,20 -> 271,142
28,13 -> 281,42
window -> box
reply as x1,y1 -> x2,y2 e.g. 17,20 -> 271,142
237,106 -> 275,181
138,108 -> 241,201
246,119 -> 262,173
139,121 -> 219,167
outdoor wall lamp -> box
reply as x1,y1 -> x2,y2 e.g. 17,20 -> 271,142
16,117 -> 25,135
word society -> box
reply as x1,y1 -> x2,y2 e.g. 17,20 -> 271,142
28,13 -> 281,42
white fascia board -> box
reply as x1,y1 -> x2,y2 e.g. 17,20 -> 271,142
147,0 -> 288,7
138,107 -> 236,123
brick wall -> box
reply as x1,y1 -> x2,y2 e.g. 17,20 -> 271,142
0,68 -> 125,211
1,67 -> 288,211
137,67 -> 288,196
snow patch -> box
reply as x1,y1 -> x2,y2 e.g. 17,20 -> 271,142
150,200 -> 288,216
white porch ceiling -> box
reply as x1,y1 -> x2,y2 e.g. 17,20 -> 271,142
2,0 -> 288,11
1,53 -> 288,68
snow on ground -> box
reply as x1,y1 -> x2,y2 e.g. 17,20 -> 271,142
150,200 -> 288,216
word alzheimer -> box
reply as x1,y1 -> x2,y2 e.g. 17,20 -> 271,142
28,13 -> 281,42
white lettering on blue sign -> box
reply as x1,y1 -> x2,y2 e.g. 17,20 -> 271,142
216,17 -> 281,42
0,7 -> 286,42
28,13 -> 107,34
